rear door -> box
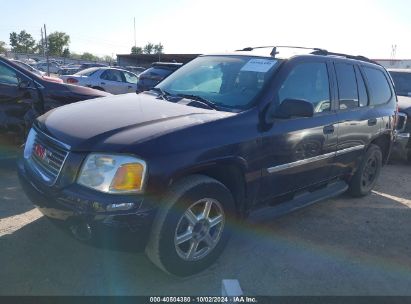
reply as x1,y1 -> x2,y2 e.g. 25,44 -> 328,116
99,70 -> 125,94
121,71 -> 138,93
259,57 -> 339,201
331,62 -> 381,177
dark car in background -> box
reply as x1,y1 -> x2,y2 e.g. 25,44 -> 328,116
0,57 -> 111,141
389,69 -> 411,161
18,47 -> 396,276
136,62 -> 182,92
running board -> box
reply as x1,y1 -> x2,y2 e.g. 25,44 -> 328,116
248,180 -> 348,222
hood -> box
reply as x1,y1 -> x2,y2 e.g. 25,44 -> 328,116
398,96 -> 411,116
37,92 -> 233,151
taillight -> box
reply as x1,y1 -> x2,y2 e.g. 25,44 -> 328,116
67,78 -> 78,84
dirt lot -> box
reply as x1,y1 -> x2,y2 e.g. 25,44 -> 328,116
0,155 -> 410,296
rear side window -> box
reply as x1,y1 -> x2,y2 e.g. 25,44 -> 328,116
355,67 -> 368,107
363,67 -> 392,105
278,62 -> 330,113
335,63 -> 358,110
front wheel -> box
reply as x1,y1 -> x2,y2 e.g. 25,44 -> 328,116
349,144 -> 382,197
145,175 -> 235,276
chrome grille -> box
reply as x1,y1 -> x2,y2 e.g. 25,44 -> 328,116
30,128 -> 69,185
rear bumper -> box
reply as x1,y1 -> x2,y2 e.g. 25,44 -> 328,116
17,159 -> 156,247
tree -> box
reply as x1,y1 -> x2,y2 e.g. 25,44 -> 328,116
47,31 -> 70,56
81,52 -> 99,61
153,43 -> 164,54
0,41 -> 6,54
143,43 -> 154,54
62,48 -> 70,58
131,46 -> 142,55
9,30 -> 36,53
103,55 -> 114,63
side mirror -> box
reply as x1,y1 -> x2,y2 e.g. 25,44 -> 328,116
266,99 -> 314,123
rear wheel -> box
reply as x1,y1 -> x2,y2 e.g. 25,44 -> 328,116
349,144 -> 382,197
145,175 -> 235,276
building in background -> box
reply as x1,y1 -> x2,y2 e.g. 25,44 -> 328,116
374,59 -> 411,69
116,53 -> 200,67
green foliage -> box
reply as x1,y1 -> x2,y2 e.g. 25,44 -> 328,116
131,46 -> 143,55
47,31 -> 70,56
143,43 -> 154,54
154,43 -> 164,54
0,41 -> 6,53
9,30 -> 36,53
62,48 -> 70,58
81,52 -> 99,61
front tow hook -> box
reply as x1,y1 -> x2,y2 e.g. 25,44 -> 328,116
70,222 -> 92,241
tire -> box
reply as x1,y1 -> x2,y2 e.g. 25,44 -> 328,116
145,175 -> 235,276
349,144 -> 382,197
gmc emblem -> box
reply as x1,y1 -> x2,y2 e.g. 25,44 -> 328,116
34,143 -> 46,160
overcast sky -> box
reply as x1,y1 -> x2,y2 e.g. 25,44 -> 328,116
1,0 -> 410,59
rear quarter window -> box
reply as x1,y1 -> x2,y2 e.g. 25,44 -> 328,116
363,67 -> 392,105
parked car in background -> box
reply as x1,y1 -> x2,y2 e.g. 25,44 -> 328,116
35,61 -> 61,74
11,59 -> 45,76
58,65 -> 82,76
137,62 -> 182,92
60,67 -> 139,94
18,47 -> 396,276
0,57 -> 110,140
388,69 -> 411,162
121,66 -> 146,75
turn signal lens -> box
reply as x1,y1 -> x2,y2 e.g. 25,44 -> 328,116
110,163 -> 144,192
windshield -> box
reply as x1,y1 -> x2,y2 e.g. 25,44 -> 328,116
156,55 -> 280,110
75,67 -> 100,76
390,71 -> 411,96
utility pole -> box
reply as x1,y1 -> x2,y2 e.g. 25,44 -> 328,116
40,28 -> 45,57
44,24 -> 50,76
133,17 -> 137,49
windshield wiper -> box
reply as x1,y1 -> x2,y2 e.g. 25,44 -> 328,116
149,87 -> 172,100
176,94 -> 219,110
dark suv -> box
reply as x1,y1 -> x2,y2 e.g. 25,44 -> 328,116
18,47 -> 396,276
136,62 -> 183,92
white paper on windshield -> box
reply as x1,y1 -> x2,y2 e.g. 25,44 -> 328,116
240,59 -> 277,73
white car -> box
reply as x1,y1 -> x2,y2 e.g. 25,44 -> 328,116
60,67 -> 139,94
35,61 -> 61,74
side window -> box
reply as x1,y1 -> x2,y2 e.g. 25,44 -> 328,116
363,67 -> 392,105
355,66 -> 368,107
0,63 -> 19,85
278,62 -> 330,113
335,63 -> 358,110
100,70 -> 123,82
123,71 -> 138,84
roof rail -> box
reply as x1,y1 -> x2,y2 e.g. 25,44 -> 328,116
310,49 -> 377,64
236,45 -> 377,65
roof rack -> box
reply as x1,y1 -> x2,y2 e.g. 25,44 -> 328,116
236,45 -> 377,65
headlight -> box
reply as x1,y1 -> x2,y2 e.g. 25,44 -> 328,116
77,153 -> 147,194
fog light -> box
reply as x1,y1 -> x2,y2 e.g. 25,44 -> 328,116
106,203 -> 135,212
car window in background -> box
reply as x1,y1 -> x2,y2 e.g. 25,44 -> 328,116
278,62 -> 330,113
363,67 -> 392,105
75,67 -> 100,76
335,63 -> 359,110
0,63 -> 19,85
123,71 -> 138,84
389,71 -> 411,96
101,70 -> 123,82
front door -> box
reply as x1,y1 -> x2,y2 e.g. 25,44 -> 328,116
259,59 -> 338,201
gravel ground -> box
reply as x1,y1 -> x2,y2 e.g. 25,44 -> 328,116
0,156 -> 410,296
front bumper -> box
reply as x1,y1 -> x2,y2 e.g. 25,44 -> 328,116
392,132 -> 410,160
17,159 -> 157,248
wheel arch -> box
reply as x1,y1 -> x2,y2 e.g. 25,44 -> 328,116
369,132 -> 392,165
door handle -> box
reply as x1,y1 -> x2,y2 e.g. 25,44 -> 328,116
323,125 -> 335,134
368,118 -> 377,126
128,85 -> 132,89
